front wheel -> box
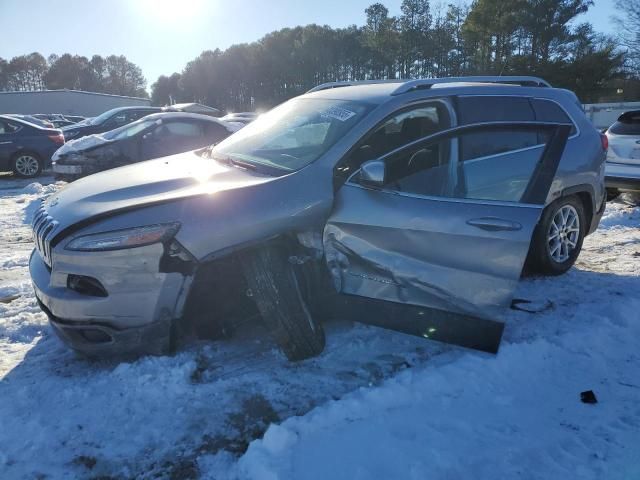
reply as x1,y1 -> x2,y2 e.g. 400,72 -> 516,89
12,152 -> 42,178
239,244 -> 326,361
526,196 -> 586,276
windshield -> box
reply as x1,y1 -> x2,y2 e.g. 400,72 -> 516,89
102,118 -> 158,141
210,98 -> 373,173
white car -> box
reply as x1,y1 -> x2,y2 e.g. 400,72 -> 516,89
605,111 -> 640,199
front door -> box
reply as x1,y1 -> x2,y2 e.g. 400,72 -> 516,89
324,122 -> 571,323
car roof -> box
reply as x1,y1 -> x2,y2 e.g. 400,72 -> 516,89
108,106 -> 161,113
0,114 -> 49,130
134,111 -> 236,128
301,77 -> 565,105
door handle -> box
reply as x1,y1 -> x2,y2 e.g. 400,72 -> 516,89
466,217 -> 522,232
0,141 -> 12,145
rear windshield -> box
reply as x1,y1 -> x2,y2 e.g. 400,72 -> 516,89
609,120 -> 640,135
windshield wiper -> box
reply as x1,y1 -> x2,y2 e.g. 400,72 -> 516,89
212,154 -> 259,172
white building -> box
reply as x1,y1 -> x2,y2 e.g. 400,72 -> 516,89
0,89 -> 151,116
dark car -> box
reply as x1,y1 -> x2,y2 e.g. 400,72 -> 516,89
0,114 -> 65,177
61,106 -> 162,141
52,112 -> 241,180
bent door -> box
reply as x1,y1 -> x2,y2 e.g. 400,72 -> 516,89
324,122 -> 571,321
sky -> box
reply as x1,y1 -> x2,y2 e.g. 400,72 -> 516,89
0,0 -> 621,89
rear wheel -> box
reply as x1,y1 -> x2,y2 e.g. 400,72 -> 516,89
526,196 -> 586,276
239,243 -> 326,361
12,152 -> 42,178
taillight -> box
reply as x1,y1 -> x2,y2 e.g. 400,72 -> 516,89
600,133 -> 608,151
48,132 -> 65,145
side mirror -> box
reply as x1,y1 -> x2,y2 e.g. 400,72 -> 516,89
359,159 -> 386,188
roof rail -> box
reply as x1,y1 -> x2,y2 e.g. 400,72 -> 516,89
391,76 -> 551,95
306,76 -> 551,95
306,79 -> 403,93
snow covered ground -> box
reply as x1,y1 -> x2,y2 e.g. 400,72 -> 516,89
0,175 -> 638,479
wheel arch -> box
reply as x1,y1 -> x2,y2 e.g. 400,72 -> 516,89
11,148 -> 43,163
560,184 -> 594,233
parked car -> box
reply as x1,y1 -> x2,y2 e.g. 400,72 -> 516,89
61,106 -> 162,141
0,114 -> 65,177
220,112 -> 258,125
604,110 -> 640,199
30,76 -> 606,361
52,112 -> 241,180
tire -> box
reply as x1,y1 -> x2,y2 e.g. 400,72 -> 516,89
526,195 -> 586,276
12,152 -> 42,178
239,243 -> 326,361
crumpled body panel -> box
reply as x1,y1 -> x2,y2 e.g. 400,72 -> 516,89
324,185 -> 544,320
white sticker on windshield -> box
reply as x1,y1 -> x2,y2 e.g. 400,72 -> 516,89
321,107 -> 357,122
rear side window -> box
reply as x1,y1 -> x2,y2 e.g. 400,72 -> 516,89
531,99 -> 577,135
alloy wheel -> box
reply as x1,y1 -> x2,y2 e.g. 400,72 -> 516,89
14,155 -> 40,177
547,205 -> 580,263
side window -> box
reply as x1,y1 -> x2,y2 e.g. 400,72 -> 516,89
338,102 -> 450,179
0,120 -> 20,134
457,96 -> 535,124
460,129 -> 540,161
457,96 -> 538,161
108,112 -> 128,127
379,126 -> 556,203
454,128 -> 545,202
164,121 -> 203,137
204,122 -> 230,143
531,99 -> 577,135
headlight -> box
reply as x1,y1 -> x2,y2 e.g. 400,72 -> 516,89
65,223 -> 180,252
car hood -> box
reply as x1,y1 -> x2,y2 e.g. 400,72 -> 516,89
53,134 -> 111,161
43,151 -> 278,232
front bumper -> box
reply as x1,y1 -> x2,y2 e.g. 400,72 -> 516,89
29,243 -> 187,357
52,163 -> 83,175
605,162 -> 640,192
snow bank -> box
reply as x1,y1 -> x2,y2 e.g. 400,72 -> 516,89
239,299 -> 640,480
0,172 -> 638,479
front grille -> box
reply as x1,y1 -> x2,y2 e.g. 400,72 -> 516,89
32,204 -> 60,268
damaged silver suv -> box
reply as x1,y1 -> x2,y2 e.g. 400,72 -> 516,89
30,77 -> 607,360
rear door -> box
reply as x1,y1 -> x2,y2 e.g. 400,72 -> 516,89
0,119 -> 19,169
324,119 -> 571,322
